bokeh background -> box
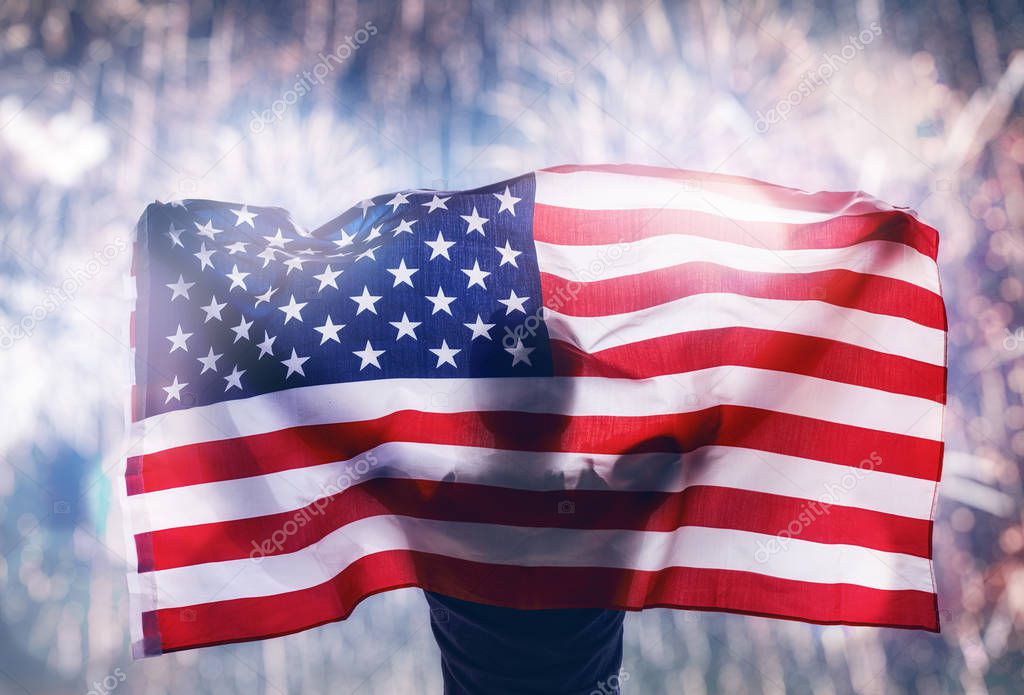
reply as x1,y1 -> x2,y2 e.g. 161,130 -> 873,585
1,0 -> 1022,693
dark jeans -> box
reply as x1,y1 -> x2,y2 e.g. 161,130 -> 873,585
424,591 -> 625,695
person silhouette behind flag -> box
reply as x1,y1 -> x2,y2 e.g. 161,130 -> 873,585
422,309 -> 626,694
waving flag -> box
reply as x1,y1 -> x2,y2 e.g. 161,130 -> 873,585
123,164 -> 946,657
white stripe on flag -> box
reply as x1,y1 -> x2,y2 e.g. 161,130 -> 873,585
139,515 -> 936,611
128,443 -> 936,533
535,237 -> 939,293
543,293 -> 946,366
129,369 -> 944,456
534,170 -> 891,223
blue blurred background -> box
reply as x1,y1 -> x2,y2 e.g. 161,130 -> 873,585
0,0 -> 1022,693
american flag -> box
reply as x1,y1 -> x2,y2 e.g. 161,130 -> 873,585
123,164 -> 946,657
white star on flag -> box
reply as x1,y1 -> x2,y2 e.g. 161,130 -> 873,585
464,315 -> 495,340
353,340 -> 385,370
200,296 -> 226,322
462,260 -> 491,289
277,295 -> 307,324
167,224 -> 185,248
313,265 -> 343,291
195,220 -> 222,240
495,240 -> 522,267
162,376 -> 188,403
350,286 -> 382,315
166,324 -> 193,353
385,192 -> 410,211
256,247 -> 280,267
231,317 -> 253,343
194,224 -> 223,243
429,340 -> 461,368
230,204 -> 258,227
422,194 -> 450,212
223,366 -> 245,390
426,287 -> 457,315
193,243 -> 216,270
264,229 -> 291,248
389,313 -> 421,341
197,347 -> 222,374
334,230 -> 356,249
461,207 -> 489,235
315,316 -> 345,344
494,186 -> 521,215
356,198 -> 374,216
283,256 -> 307,274
226,265 -> 250,291
425,231 -> 456,260
505,338 -> 535,366
355,246 -> 379,262
498,289 -> 529,315
254,287 -> 277,307
387,259 -> 418,287
166,275 -> 195,301
256,332 -> 276,359
281,348 -> 310,378
393,219 -> 417,235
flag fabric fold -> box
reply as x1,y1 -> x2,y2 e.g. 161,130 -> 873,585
122,164 -> 946,657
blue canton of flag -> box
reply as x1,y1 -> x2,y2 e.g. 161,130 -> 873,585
133,175 -> 549,419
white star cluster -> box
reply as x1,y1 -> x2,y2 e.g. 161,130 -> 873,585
146,184 -> 541,410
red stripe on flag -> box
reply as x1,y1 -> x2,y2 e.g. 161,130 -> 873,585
139,481 -> 932,572
533,203 -> 938,260
127,407 -> 943,495
539,263 -> 945,329
540,164 -> 936,228
145,549 -> 939,654
548,331 -> 946,402
130,384 -> 140,422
